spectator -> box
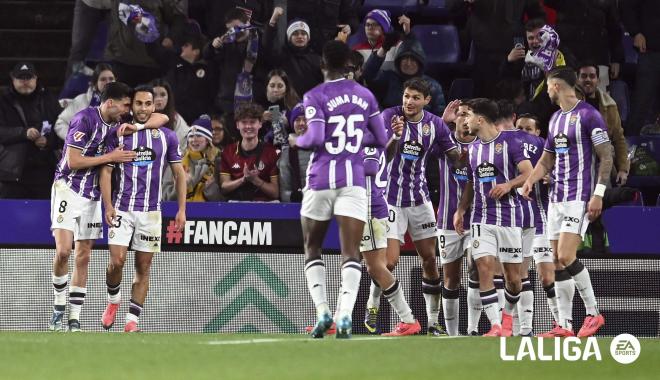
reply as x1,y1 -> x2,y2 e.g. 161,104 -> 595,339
544,0 -> 624,91
576,63 -> 630,186
351,10 -> 395,66
105,0 -> 187,86
148,33 -> 218,125
264,10 -> 323,98
210,114 -> 232,152
55,63 -> 116,141
364,33 -> 446,116
261,69 -> 301,146
219,103 -> 279,202
287,0 -> 360,54
66,0 -> 112,78
203,8 -> 268,130
621,0 -> 660,136
347,50 -> 366,85
447,0 -> 545,98
150,78 -> 189,151
163,115 -> 221,201
278,103 -> 311,202
0,62 -> 62,199
206,0 -> 274,37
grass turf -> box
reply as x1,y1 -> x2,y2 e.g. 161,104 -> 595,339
0,332 -> 658,380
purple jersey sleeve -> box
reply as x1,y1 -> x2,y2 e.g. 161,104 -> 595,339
585,108 -> 610,146
65,114 -> 94,150
104,129 -> 119,167
433,119 -> 457,154
165,129 -> 182,163
296,93 -> 326,149
543,130 -> 555,153
363,147 -> 380,176
364,111 -> 387,148
509,133 -> 529,165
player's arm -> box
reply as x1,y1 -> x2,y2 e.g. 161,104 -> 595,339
445,147 -> 467,170
117,112 -> 170,136
587,141 -> 614,221
290,119 -> 324,149
363,112 -> 388,148
489,159 -> 533,199
385,115 -> 403,161
453,181 -> 473,236
521,151 -> 555,199
99,165 -> 116,226
170,162 -> 187,231
67,145 -> 136,170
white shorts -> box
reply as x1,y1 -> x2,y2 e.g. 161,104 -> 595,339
387,202 -> 437,243
547,200 -> 588,240
300,186 -> 367,223
360,217 -> 388,253
437,229 -> 470,265
108,210 -> 162,253
522,227 -> 536,258
533,234 -> 554,264
50,179 -> 102,241
470,223 -> 523,264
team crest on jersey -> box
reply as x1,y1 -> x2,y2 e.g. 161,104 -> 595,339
73,131 -> 85,142
132,146 -> 156,166
569,114 -> 578,125
305,106 -> 316,119
473,240 -> 480,248
151,129 -> 161,139
422,123 -> 431,136
494,143 -> 503,154
57,215 -> 63,223
196,68 -> 206,78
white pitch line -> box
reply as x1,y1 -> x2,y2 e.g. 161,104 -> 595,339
203,335 -> 472,345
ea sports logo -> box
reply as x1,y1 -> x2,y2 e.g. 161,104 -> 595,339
610,334 -> 640,364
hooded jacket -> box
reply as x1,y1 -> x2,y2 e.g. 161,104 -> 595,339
363,36 -> 446,115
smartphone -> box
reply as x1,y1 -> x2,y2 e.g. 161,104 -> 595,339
513,36 -> 525,49
269,105 -> 281,123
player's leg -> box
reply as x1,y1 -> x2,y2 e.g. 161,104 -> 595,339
50,229 -> 74,331
498,226 -> 523,337
439,230 -> 464,336
334,214 -> 364,339
471,224 -> 501,336
466,249 -> 483,335
516,228 -> 535,336
533,234 -> 559,330
124,251 -> 154,332
102,245 -> 128,330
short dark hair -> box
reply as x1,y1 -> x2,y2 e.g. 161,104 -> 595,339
322,40 -> 352,72
465,98 -> 499,123
234,103 -> 264,122
525,18 -> 545,32
100,81 -> 133,102
403,77 -> 431,98
576,62 -> 600,78
225,8 -> 249,24
183,34 -> 205,51
517,113 -> 541,130
547,66 -> 577,87
349,50 -> 364,69
495,99 -> 515,121
133,85 -> 154,98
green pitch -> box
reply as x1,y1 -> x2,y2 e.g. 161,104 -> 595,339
0,332 -> 658,380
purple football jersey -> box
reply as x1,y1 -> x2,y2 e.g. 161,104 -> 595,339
544,101 -> 609,203
300,78 -> 385,190
436,133 -> 473,231
105,127 -> 181,212
383,107 -> 457,208
364,146 -> 389,219
54,107 -> 118,200
468,130 -> 528,227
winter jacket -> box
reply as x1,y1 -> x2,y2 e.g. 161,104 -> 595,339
363,36 -> 446,115
621,0 -> 660,53
287,0 -> 360,54
0,85 -> 61,183
55,87 -> 95,141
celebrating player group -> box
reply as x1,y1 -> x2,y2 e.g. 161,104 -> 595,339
293,41 -> 611,339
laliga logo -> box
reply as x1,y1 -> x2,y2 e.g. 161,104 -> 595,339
500,334 -> 641,364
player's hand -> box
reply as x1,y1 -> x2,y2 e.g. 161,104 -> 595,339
107,144 -> 137,163
587,195 -> 603,222
633,33 -> 647,53
616,170 -> 628,186
288,134 -> 298,148
520,180 -> 533,200
105,206 -> 116,226
489,182 -> 512,199
26,127 -> 40,141
507,46 -> 526,62
118,123 -> 137,136
442,99 -> 461,125
175,210 -> 186,231
34,135 -> 48,149
453,211 -> 465,236
391,116 -> 404,138
398,15 -> 411,35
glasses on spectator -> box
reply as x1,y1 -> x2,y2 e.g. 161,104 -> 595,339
365,22 -> 380,29
579,73 -> 597,79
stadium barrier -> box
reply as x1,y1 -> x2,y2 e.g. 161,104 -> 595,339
0,201 -> 658,336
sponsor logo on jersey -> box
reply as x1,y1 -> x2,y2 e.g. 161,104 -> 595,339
477,162 -> 498,183
554,133 -> 570,154
401,140 -> 424,160
132,146 -> 156,167
305,106 -> 316,119
73,131 -> 85,142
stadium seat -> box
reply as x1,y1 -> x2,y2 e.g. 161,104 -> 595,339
361,0 -> 419,16
412,24 -> 460,75
609,80 -> 630,123
446,78 -> 473,101
656,194 -> 660,206
622,32 -> 638,65
620,190 -> 644,206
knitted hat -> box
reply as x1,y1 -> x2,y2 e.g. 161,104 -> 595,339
188,114 -> 213,142
287,20 -> 311,40
364,9 -> 391,34
289,103 -> 305,127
